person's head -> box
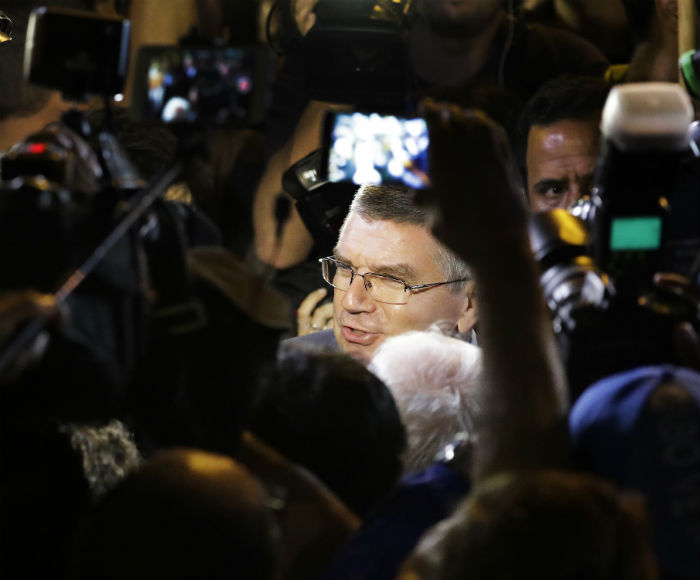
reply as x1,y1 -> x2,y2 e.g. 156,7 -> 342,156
399,470 -> 658,580
68,448 -> 280,579
570,365 -> 700,580
252,350 -> 406,517
414,0 -> 506,38
327,185 -> 476,364
368,328 -> 482,472
517,75 -> 609,213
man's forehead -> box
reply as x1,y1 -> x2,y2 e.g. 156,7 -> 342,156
530,117 -> 601,150
335,214 -> 442,275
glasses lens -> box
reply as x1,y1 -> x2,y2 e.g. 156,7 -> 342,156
323,259 -> 352,290
365,274 -> 407,304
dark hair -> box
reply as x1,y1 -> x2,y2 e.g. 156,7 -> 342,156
403,470 -> 658,580
67,448 -> 279,580
516,75 -> 610,182
252,351 -> 406,516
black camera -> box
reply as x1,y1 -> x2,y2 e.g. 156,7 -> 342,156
530,83 -> 700,401
24,7 -> 130,101
302,0 -> 414,106
129,42 -> 270,129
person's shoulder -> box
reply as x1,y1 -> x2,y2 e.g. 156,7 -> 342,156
278,329 -> 340,360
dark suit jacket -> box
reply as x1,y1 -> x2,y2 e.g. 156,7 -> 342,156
278,329 -> 339,361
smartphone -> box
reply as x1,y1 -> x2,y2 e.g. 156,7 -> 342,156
130,44 -> 268,127
321,111 -> 430,189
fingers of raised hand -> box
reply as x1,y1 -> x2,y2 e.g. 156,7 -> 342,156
296,288 -> 331,336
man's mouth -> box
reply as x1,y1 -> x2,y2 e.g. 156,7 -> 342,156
341,325 -> 379,346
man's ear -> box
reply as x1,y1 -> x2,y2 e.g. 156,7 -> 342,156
457,280 -> 478,334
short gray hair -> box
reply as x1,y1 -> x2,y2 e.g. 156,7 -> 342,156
342,185 -> 471,292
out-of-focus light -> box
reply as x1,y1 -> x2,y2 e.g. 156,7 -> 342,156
113,93 -> 124,103
27,143 -> 47,155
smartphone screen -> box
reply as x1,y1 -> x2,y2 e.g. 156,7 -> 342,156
130,44 -> 267,127
323,112 -> 430,189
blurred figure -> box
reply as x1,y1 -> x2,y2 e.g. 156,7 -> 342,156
252,350 -> 406,517
520,0 -> 635,64
570,365 -> 700,580
368,328 -> 483,472
68,448 -> 281,580
399,470 -> 658,580
516,75 -> 609,212
128,246 -> 290,457
623,0 -> 685,82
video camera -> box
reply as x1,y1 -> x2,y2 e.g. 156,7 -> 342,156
0,7 -> 208,395
529,83 -> 700,401
302,0 -> 414,106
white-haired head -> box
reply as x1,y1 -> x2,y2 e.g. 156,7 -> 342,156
368,328 -> 482,472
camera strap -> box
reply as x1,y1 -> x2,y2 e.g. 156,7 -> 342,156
141,201 -> 207,337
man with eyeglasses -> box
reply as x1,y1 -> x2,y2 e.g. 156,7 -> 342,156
283,184 -> 477,364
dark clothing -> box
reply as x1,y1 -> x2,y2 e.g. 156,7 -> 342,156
278,328 -> 339,360
422,19 -> 609,138
267,16 -> 609,155
322,462 -> 471,580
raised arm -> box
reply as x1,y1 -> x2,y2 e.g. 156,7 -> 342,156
420,101 -> 570,482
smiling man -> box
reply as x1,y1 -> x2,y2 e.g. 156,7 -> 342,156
282,185 -> 477,364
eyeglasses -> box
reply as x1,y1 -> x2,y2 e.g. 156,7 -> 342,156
320,257 -> 467,305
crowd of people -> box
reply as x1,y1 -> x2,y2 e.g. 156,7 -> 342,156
0,0 -> 699,579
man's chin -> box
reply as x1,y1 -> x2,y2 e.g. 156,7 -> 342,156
337,337 -> 383,366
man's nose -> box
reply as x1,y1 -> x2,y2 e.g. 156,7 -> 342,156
341,273 -> 374,312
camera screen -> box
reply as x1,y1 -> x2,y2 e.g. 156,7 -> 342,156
134,45 -> 263,126
326,112 -> 430,189
610,216 -> 663,250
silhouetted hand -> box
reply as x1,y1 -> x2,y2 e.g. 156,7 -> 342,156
418,99 -> 528,264
296,287 -> 333,336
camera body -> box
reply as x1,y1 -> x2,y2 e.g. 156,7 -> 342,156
24,7 -> 130,101
303,0 -> 414,106
589,83 -> 694,292
531,83 -> 699,401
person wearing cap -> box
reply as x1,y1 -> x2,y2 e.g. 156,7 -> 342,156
569,364 -> 700,580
